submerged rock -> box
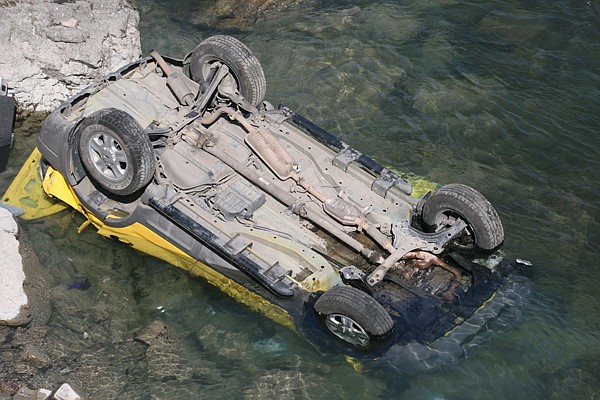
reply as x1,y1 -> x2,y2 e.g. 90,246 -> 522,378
0,0 -> 141,111
13,387 -> 36,400
135,320 -> 168,346
20,345 -> 52,369
546,355 -> 600,400
13,387 -> 52,400
189,0 -> 311,30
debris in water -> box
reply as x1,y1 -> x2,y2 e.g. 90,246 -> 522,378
252,336 -> 286,353
66,278 -> 90,290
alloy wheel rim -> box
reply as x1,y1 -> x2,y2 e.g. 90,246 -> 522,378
325,314 -> 370,347
88,132 -> 128,181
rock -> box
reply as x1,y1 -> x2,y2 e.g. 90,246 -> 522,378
0,206 -> 29,326
196,324 -> 256,361
13,387 -> 36,400
546,355 -> 600,400
242,369 -> 325,399
13,387 -> 51,400
53,384 -> 82,400
0,0 -> 141,112
59,18 -> 79,29
21,345 -> 52,369
0,380 -> 19,397
189,0 -> 311,30
36,389 -> 52,400
135,320 -> 168,346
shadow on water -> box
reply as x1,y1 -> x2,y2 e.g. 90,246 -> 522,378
1,0 -> 600,398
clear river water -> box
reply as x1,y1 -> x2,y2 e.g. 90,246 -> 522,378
1,0 -> 599,398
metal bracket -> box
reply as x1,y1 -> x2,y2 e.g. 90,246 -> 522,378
224,234 -> 252,255
339,266 -> 374,295
332,147 -> 362,172
264,261 -> 290,282
391,219 -> 468,254
371,170 -> 396,197
372,170 -> 413,197
365,218 -> 468,286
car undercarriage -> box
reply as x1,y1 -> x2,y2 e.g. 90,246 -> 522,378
3,35 -> 530,371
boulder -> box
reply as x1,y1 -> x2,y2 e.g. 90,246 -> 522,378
0,206 -> 29,325
0,0 -> 141,112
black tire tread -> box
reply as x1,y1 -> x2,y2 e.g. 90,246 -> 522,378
0,95 -> 16,146
190,35 -> 266,107
79,108 -> 155,196
422,183 -> 504,250
314,285 -> 394,337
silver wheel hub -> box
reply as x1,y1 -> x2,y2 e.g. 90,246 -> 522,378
325,314 -> 370,347
88,132 -> 128,181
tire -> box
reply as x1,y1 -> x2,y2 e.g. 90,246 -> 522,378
78,108 -> 156,196
0,94 -> 16,172
421,183 -> 504,251
189,35 -> 266,107
314,285 -> 394,347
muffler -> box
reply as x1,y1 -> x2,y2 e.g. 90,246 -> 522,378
150,50 -> 198,107
245,128 -> 299,180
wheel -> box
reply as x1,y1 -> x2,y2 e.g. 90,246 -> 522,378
78,108 -> 156,196
421,183 -> 504,251
314,285 -> 394,347
189,35 -> 266,107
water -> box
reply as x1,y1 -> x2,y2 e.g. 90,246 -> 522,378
2,0 -> 600,398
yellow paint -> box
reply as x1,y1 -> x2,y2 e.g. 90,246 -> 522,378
77,219 -> 92,233
1,148 -> 68,219
344,356 -> 364,373
473,291 -> 497,314
443,291 -> 497,337
42,164 -> 296,331
406,175 -> 439,198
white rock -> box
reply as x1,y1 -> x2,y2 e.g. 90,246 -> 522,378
37,388 -> 53,400
53,383 -> 82,400
59,18 -> 79,28
0,205 -> 18,234
0,206 -> 28,325
0,0 -> 141,111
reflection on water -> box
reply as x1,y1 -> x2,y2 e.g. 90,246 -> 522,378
1,0 -> 599,398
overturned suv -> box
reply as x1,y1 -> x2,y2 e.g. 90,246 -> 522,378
33,36 -> 529,373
